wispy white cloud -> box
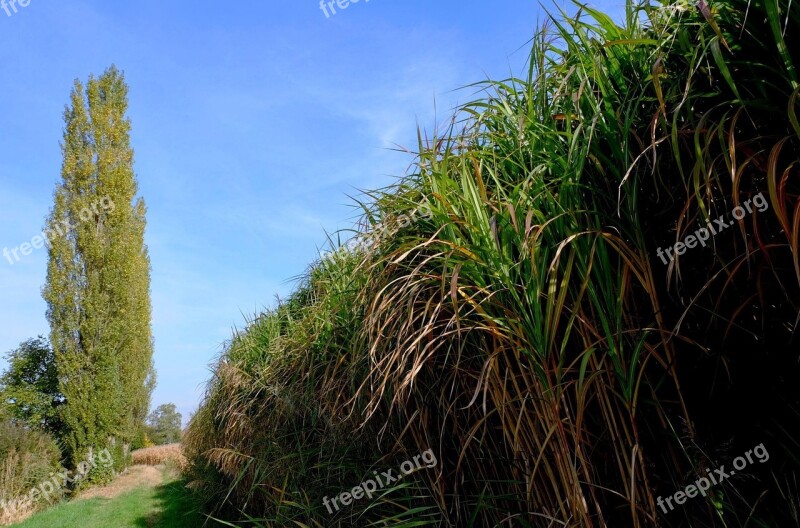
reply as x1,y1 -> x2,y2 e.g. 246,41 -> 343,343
0,0 -> 550,420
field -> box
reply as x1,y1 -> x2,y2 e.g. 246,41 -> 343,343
131,445 -> 186,469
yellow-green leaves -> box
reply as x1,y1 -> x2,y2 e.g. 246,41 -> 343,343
43,66 -> 154,469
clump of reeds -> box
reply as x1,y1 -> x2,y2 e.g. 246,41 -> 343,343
0,417 -> 65,526
184,0 -> 800,526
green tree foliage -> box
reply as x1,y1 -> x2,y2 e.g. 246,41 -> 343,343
145,404 -> 182,445
0,337 -> 64,437
43,65 -> 155,467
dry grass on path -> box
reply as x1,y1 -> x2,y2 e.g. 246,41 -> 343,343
68,444 -> 186,502
77,465 -> 164,500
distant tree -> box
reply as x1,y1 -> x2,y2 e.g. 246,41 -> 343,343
146,404 -> 182,445
0,336 -> 65,437
43,66 -> 155,466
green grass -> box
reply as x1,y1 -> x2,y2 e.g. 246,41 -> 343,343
13,471 -> 207,528
183,0 -> 800,525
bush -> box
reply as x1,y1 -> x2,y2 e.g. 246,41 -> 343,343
129,427 -> 154,451
0,417 -> 65,525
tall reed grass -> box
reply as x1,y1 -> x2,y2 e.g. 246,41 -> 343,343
185,1 -> 800,526
0,417 -> 65,526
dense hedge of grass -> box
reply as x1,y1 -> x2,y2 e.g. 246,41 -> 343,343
184,1 -> 800,526
0,417 -> 65,526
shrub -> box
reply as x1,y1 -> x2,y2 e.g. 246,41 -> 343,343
0,417 -> 65,525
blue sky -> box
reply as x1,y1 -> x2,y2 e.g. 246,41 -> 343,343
0,0 -> 622,424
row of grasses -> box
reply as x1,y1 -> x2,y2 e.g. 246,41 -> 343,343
184,0 -> 800,526
0,416 -> 65,526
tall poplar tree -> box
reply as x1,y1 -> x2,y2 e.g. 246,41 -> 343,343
43,66 -> 155,466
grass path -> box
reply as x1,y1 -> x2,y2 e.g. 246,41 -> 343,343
13,466 -> 206,528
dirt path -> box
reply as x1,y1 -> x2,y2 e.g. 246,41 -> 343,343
77,465 -> 164,500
